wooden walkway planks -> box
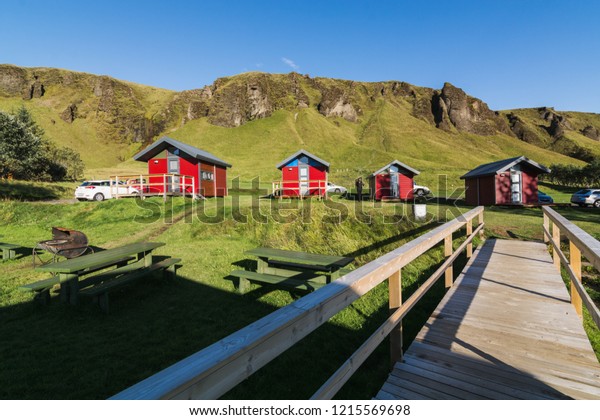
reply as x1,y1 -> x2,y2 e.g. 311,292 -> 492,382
377,239 -> 600,400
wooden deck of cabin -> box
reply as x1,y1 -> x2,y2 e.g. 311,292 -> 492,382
377,239 -> 600,400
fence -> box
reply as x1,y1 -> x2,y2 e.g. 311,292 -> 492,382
109,174 -> 198,200
543,207 -> 600,328
272,179 -> 328,198
111,206 -> 485,399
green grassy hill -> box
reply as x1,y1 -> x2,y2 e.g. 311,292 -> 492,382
0,64 -> 594,191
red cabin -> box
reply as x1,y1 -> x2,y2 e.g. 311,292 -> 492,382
275,150 -> 329,198
461,156 -> 550,206
133,136 -> 231,197
368,160 -> 420,201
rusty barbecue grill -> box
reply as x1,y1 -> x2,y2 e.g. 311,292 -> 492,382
33,227 -> 92,266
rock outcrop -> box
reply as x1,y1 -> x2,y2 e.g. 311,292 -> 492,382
581,125 -> 600,141
0,65 -> 28,96
317,88 -> 358,122
434,83 -> 512,136
23,77 -> 45,100
60,104 -> 77,123
538,107 -> 571,138
507,113 -> 544,144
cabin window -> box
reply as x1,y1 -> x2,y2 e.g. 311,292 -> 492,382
201,171 -> 214,181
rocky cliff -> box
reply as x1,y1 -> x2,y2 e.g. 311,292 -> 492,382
1,64 -> 599,164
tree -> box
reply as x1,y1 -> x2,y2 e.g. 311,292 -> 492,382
0,111 -> 47,180
0,107 -> 85,181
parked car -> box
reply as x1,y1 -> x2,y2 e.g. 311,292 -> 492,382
326,182 -> 347,195
413,184 -> 431,197
75,180 -> 140,201
538,191 -> 554,204
570,189 -> 600,208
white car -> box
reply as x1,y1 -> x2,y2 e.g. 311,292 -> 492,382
413,184 -> 431,197
326,182 -> 348,195
75,180 -> 140,201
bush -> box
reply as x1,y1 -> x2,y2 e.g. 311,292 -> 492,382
545,159 -> 600,187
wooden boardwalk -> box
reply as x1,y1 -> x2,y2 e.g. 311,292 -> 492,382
377,239 -> 600,400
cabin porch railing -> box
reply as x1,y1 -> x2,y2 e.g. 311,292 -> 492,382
272,179 -> 328,199
542,207 -> 600,328
111,206 -> 484,400
109,174 -> 199,200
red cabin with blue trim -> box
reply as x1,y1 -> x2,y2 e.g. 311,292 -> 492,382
275,150 -> 329,198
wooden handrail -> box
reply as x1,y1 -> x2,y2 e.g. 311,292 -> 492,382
111,206 -> 484,400
311,222 -> 484,399
542,207 -> 600,329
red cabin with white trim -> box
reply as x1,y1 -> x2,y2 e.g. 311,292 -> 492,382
133,136 -> 231,197
461,156 -> 550,206
368,160 -> 420,201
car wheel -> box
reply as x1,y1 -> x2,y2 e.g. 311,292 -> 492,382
416,189 -> 425,197
93,193 -> 105,201
594,200 -> 600,208
335,188 -> 341,194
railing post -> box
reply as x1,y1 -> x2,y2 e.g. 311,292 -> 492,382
389,270 -> 403,366
466,218 -> 473,258
478,210 -> 484,240
445,234 -> 453,288
569,241 -> 583,317
552,222 -> 561,270
140,174 -> 144,200
543,212 -> 549,243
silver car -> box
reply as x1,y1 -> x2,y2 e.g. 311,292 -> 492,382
326,182 -> 347,195
570,189 -> 600,208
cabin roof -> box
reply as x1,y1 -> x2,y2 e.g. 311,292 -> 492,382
275,149 -> 330,169
370,160 -> 420,177
460,156 -> 550,179
133,136 -> 232,168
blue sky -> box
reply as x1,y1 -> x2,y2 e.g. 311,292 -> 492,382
2,0 -> 599,112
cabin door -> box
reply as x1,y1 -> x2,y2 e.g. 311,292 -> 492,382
510,170 -> 522,204
167,156 -> 180,193
390,173 -> 400,198
299,165 -> 309,196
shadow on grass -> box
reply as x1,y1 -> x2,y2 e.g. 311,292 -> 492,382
538,181 -> 579,195
553,207 -> 600,225
344,222 -> 438,261
0,181 -> 62,201
0,238 -> 462,401
5,234 -> 562,400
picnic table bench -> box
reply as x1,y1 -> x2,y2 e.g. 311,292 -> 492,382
20,242 -> 180,311
0,242 -> 20,261
231,247 -> 354,294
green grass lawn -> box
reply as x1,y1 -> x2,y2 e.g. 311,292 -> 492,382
0,193 -> 598,399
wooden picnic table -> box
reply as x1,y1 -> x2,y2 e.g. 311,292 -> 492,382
231,248 -> 354,294
246,247 -> 354,281
0,242 -> 20,261
35,242 -> 165,305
